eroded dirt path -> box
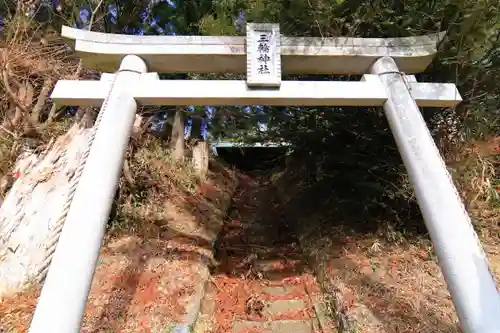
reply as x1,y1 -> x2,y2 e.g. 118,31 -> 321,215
207,172 -> 335,333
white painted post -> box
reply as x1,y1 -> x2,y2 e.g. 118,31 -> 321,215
28,55 -> 148,333
371,56 -> 500,333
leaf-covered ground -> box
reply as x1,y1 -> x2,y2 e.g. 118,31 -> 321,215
0,155 -> 237,333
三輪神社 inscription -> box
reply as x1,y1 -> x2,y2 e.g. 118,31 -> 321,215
246,23 -> 281,87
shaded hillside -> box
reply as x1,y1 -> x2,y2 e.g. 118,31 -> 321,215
272,138 -> 500,333
0,137 -> 237,332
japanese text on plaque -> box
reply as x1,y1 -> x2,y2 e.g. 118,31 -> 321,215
256,32 -> 272,75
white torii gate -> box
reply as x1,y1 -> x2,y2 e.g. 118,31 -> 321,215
29,24 -> 500,333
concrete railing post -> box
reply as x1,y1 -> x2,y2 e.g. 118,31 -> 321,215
29,55 -> 147,333
371,56 -> 500,333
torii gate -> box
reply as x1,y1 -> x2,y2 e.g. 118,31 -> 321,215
29,24 -> 500,333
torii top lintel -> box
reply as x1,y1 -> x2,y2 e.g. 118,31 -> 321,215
61,26 -> 445,75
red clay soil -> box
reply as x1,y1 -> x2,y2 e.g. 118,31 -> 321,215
211,171 -> 323,333
0,163 -> 236,333
81,236 -> 206,332
0,236 -> 208,333
0,286 -> 40,332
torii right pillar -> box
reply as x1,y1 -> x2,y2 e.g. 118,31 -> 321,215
371,56 -> 500,333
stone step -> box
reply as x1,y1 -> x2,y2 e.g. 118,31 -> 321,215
266,299 -> 306,316
310,294 -> 338,333
262,285 -> 297,297
232,320 -> 313,333
252,260 -> 307,279
253,259 -> 303,272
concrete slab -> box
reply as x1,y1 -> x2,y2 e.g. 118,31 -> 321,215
262,285 -> 297,297
267,300 -> 306,315
232,320 -> 313,333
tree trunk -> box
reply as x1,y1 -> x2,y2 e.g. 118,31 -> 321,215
159,109 -> 174,141
190,117 -> 203,142
74,107 -> 98,129
170,108 -> 185,161
192,141 -> 209,180
189,117 -> 208,179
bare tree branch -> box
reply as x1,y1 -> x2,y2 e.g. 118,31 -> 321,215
72,0 -> 105,79
2,65 -> 29,117
122,159 -> 136,191
32,78 -> 53,123
88,0 -> 106,29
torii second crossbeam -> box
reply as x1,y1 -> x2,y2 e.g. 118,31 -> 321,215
51,74 -> 461,108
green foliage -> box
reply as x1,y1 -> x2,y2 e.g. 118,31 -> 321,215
186,0 -> 499,234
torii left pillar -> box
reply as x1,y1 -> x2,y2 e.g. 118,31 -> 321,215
29,55 -> 148,333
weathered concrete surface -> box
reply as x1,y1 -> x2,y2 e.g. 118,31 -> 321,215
262,285 -> 297,297
61,26 -> 444,75
232,320 -> 313,333
0,126 -> 92,297
266,299 -> 307,316
51,77 -> 462,108
310,294 -> 338,333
